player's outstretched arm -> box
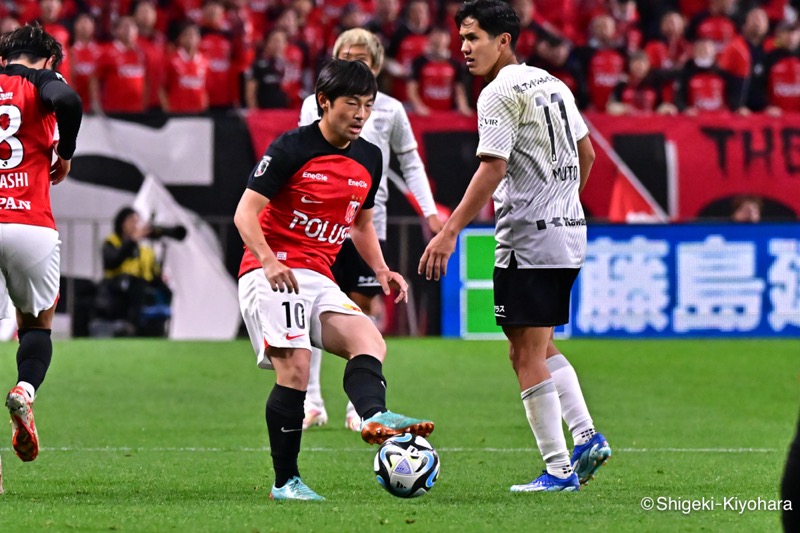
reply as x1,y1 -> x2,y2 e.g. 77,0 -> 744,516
234,189 -> 299,293
419,156 -> 506,281
350,208 -> 408,303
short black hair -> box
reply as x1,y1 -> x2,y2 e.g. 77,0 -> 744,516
114,207 -> 137,237
315,58 -> 377,117
455,0 -> 520,49
0,23 -> 64,69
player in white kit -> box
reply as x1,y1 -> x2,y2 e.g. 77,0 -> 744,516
298,29 -> 440,431
419,0 -> 611,492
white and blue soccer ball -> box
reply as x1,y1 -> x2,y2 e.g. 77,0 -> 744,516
374,433 -> 440,498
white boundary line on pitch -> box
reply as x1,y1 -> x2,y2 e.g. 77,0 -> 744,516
0,447 -> 781,453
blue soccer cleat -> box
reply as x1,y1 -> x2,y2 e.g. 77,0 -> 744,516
269,477 -> 325,501
510,471 -> 580,492
571,433 -> 612,485
360,411 -> 434,445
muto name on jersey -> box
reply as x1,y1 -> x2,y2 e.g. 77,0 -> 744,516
289,209 -> 349,243
552,165 -> 578,181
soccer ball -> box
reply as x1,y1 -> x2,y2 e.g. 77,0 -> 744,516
374,433 -> 440,498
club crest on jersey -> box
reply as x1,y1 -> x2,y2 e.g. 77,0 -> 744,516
345,200 -> 361,224
254,155 -> 272,177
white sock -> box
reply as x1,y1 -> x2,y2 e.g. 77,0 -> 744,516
17,381 -> 35,402
547,354 -> 595,446
345,401 -> 357,420
522,379 -> 572,478
305,347 -> 324,411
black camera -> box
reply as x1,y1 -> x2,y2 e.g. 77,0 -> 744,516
149,224 -> 187,241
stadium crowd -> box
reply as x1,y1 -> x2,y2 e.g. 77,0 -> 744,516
1,0 -> 798,115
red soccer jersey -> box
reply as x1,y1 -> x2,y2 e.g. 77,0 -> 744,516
96,42 -> 146,113
138,35 -> 166,110
71,41 -> 100,113
687,71 -> 726,111
411,56 -> 461,111
391,32 -> 429,102
200,30 -> 236,108
0,67 -> 63,229
239,123 -> 382,280
281,43 -> 305,109
165,49 -> 208,113
587,48 -> 626,110
718,36 -> 751,78
768,55 -> 800,111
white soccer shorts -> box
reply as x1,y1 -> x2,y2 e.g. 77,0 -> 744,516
238,267 -> 365,370
0,224 -> 60,319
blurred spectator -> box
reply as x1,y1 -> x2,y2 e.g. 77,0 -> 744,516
608,0 -> 644,53
94,207 -> 174,337
327,3 -> 368,54
687,0 -> 738,54
242,0 -> 270,37
675,38 -> 727,113
0,15 -> 20,36
407,26 -> 471,116
291,0 -> 326,66
161,21 -> 208,113
225,0 -> 256,108
608,51 -> 675,114
365,0 -> 401,48
272,7 -> 309,108
645,11 -> 693,102
245,28 -> 291,109
718,7 -> 770,113
134,0 -> 166,112
70,12 -> 99,114
765,21 -> 800,114
199,0 -> 237,109
91,16 -> 147,114
645,11 -> 692,73
575,14 -> 627,110
39,0 -> 71,82
511,0 -> 565,62
385,0 -> 431,102
731,195 -> 762,222
533,0 -> 579,44
529,38 -> 588,108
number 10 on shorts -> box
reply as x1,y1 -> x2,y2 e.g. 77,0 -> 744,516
281,301 -> 306,330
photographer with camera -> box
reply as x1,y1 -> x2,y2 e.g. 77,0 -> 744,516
93,207 -> 184,336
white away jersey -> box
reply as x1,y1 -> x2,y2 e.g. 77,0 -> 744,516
300,91 -> 436,240
477,64 -> 589,269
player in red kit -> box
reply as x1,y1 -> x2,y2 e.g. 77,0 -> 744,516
235,59 -> 433,501
0,24 -> 82,484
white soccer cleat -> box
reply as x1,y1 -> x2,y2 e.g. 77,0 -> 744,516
6,386 -> 39,462
302,407 -> 328,431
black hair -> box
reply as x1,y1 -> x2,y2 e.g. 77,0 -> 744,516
315,58 -> 377,117
113,207 -> 137,237
455,0 -> 520,49
0,23 -> 64,69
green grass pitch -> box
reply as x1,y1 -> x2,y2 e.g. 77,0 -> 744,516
0,338 -> 795,532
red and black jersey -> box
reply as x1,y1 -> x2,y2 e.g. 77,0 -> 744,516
200,29 -> 236,108
612,76 -> 662,113
766,50 -> 800,112
96,41 -> 146,113
411,55 -> 464,111
165,49 -> 208,113
71,41 -> 100,113
576,46 -> 626,110
240,123 -> 382,280
676,61 -> 726,111
0,65 -> 82,229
